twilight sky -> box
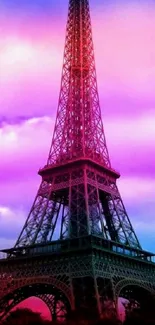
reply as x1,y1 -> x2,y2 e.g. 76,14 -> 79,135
0,0 -> 155,315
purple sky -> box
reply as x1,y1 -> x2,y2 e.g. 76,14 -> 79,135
0,0 -> 155,317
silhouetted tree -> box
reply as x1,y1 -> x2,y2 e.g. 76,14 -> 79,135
123,296 -> 155,325
1,308 -> 51,325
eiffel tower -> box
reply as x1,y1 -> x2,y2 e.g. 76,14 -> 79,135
1,0 -> 155,321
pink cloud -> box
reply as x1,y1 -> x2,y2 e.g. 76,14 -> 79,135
0,2 -> 155,118
118,177 -> 155,204
0,206 -> 26,246
0,113 -> 154,183
0,35 -> 62,118
93,3 -> 155,98
105,113 -> 155,176
0,116 -> 54,171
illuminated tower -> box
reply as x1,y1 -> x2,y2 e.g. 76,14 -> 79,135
1,0 -> 155,322
15,0 -> 140,250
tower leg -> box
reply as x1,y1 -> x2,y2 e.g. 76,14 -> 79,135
94,276 -> 102,317
52,296 -> 57,322
69,263 -> 75,312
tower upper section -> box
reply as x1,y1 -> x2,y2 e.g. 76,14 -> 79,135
47,0 -> 111,168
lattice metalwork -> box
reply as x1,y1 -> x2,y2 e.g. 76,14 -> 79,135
47,0 -> 110,167
9,0 -> 142,250
0,251 -> 155,320
13,0 -> 141,249
0,283 -> 70,321
15,164 -> 141,248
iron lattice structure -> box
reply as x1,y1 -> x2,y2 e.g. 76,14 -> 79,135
15,0 -> 140,250
1,0 -> 155,321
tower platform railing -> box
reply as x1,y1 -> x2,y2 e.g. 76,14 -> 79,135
0,235 -> 155,264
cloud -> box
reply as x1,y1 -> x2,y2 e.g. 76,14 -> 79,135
106,113 -> 155,144
0,116 -> 54,181
0,36 -> 62,118
0,238 -> 15,252
0,205 -> 27,250
92,2 -> 155,117
0,206 -> 26,229
134,220 -> 155,234
105,113 -> 155,176
0,1 -> 155,118
134,220 -> 155,253
93,2 -> 155,90
0,112 -> 154,186
118,177 -> 155,203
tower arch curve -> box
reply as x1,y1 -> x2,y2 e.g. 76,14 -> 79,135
115,278 -> 155,316
115,278 -> 155,299
0,279 -> 72,321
